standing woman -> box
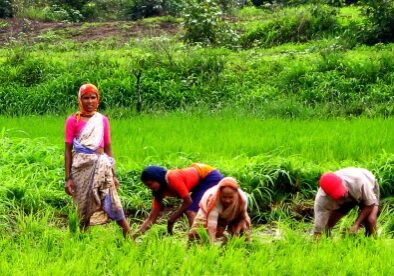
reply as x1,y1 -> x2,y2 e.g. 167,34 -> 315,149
189,177 -> 251,242
138,163 -> 223,235
64,83 -> 130,237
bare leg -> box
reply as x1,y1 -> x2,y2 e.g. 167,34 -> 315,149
363,205 -> 379,236
116,218 -> 131,238
185,211 -> 196,227
188,230 -> 199,241
79,219 -> 90,232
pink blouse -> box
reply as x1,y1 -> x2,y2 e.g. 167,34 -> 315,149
64,115 -> 111,147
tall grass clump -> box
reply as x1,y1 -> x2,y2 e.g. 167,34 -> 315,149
275,47 -> 394,116
241,4 -> 339,48
0,134 -> 65,213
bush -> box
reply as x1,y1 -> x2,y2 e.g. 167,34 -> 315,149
216,0 -> 246,12
49,0 -> 89,10
124,0 -> 163,20
121,0 -> 186,19
162,0 -> 185,16
182,0 -> 239,46
241,4 -> 339,48
54,5 -> 84,22
0,0 -> 13,18
361,0 -> 394,43
80,0 -> 124,21
24,4 -> 84,22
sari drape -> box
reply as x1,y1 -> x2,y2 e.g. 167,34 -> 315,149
71,112 -> 125,226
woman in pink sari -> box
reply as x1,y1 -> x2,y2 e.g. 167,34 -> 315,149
64,83 -> 130,236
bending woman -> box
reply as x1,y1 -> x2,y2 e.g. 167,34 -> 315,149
189,177 -> 251,242
138,163 -> 223,235
64,83 -> 130,237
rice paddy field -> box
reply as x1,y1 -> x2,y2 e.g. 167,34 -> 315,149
3,2 -> 394,274
1,115 -> 394,274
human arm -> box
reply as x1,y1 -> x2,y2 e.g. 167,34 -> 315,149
165,170 -> 195,234
313,199 -> 331,236
350,204 -> 375,234
167,195 -> 193,235
349,180 -> 379,233
137,199 -> 163,235
102,116 -> 119,188
104,143 -> 119,188
64,142 -> 74,196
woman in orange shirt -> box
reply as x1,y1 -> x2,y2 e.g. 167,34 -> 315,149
137,163 -> 223,235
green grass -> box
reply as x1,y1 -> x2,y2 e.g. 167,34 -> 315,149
2,42 -> 394,117
1,110 -> 394,275
1,114 -> 394,222
1,114 -> 394,166
2,3 -> 394,273
1,216 -> 394,275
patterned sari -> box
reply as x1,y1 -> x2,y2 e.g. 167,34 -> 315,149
190,177 -> 251,241
71,112 -> 125,226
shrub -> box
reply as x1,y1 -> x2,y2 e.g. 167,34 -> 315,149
122,0 -> 165,20
241,4 -> 339,48
361,0 -> 394,43
24,4 -> 84,22
49,0 -> 89,10
0,0 -> 13,18
121,0 -> 186,20
216,0 -> 246,12
80,0 -> 125,21
162,0 -> 185,16
182,0 -> 239,46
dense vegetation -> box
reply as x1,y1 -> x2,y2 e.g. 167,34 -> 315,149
2,116 -> 394,273
2,116 -> 394,224
2,1 -> 394,274
1,1 -> 394,117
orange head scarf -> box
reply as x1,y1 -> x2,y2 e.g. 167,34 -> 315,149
76,83 -> 100,122
206,177 -> 246,223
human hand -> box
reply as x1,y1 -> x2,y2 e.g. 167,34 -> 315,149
113,176 -> 120,189
130,230 -> 142,240
350,224 -> 359,234
65,179 -> 75,196
167,218 -> 175,235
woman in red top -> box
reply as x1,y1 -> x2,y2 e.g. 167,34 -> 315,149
137,163 -> 223,235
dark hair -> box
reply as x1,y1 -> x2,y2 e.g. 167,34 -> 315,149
141,165 -> 168,202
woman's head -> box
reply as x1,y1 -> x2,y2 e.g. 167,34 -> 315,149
141,166 -> 168,192
218,177 -> 239,208
220,186 -> 238,208
78,84 -> 99,115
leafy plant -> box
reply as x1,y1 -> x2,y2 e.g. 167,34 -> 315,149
360,0 -> 394,43
182,0 -> 239,46
0,0 -> 13,18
